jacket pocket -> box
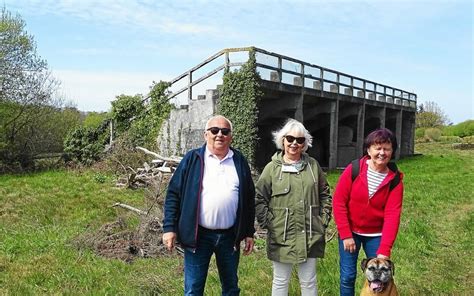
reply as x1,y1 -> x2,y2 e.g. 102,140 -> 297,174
269,207 -> 291,245
309,205 -> 325,239
271,176 -> 290,197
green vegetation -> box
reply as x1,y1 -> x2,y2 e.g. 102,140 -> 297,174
416,119 -> 474,143
443,119 -> 474,138
1,143 -> 472,295
218,49 -> 262,166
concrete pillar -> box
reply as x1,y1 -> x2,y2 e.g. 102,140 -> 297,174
380,108 -> 386,128
395,110 -> 402,160
295,93 -> 304,122
356,104 -> 365,157
329,100 -> 339,169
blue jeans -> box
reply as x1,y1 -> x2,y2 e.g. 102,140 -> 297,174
338,234 -> 381,296
184,227 -> 240,296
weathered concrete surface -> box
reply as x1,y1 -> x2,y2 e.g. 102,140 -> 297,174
158,78 -> 416,170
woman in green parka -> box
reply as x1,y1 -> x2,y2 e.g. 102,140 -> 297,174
256,118 -> 332,296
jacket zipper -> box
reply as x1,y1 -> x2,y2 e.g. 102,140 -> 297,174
193,152 -> 204,253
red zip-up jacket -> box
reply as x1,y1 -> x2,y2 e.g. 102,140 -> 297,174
333,156 -> 404,257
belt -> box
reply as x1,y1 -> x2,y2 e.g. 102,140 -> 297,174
198,225 -> 233,234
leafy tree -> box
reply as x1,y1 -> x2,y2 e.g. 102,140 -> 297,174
83,111 -> 109,129
120,81 -> 172,148
416,101 -> 450,128
0,7 -> 63,168
110,94 -> 145,134
64,81 -> 172,165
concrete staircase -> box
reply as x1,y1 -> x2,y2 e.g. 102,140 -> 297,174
158,89 -> 219,156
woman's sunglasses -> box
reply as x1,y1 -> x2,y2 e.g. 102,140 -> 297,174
284,135 -> 305,144
207,127 -> 231,136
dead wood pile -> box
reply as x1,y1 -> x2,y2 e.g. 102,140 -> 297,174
73,146 -> 335,262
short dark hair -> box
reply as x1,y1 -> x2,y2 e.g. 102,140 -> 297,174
363,128 -> 397,156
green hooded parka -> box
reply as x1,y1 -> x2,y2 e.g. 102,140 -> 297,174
255,151 -> 332,263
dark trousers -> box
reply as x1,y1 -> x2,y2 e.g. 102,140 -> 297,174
184,227 -> 240,296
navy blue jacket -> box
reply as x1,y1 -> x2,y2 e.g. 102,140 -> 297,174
163,145 -> 255,249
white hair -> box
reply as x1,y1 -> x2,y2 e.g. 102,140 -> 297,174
205,115 -> 233,131
272,118 -> 313,152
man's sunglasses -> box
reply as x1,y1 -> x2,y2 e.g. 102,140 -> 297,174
284,135 -> 305,144
207,127 -> 231,136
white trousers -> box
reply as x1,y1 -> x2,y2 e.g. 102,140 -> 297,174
271,258 -> 317,296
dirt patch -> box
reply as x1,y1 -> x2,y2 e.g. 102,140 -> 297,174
71,172 -> 182,262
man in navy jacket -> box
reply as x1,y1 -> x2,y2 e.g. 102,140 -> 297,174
163,115 -> 255,295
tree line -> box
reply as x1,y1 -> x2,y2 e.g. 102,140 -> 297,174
0,7 -> 171,172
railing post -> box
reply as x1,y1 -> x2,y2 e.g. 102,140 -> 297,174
109,119 -> 114,145
278,57 -> 282,83
225,52 -> 230,72
187,70 -> 192,101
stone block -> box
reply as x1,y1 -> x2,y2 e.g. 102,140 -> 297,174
357,90 -> 364,98
330,84 -> 338,93
368,93 -> 375,100
344,88 -> 352,96
293,77 -> 302,86
377,95 -> 386,102
270,71 -> 279,82
313,81 -> 321,90
386,97 -> 393,104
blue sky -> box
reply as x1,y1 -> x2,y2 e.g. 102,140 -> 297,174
4,0 -> 473,124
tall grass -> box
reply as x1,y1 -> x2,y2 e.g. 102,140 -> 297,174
1,143 -> 473,295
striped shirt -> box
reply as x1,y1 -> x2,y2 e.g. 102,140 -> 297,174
367,166 -> 388,198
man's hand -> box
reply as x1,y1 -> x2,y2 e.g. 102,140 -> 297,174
343,238 -> 356,253
162,232 -> 176,252
242,237 -> 254,255
377,254 -> 389,259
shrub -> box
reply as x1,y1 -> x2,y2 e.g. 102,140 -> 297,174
63,121 -> 109,165
438,136 -> 462,143
415,128 -> 426,139
462,136 -> 474,144
424,128 -> 442,141
442,120 -> 474,137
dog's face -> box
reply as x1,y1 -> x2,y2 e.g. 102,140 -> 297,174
361,258 -> 395,293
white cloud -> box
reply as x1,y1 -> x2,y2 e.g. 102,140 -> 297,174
54,69 -> 171,111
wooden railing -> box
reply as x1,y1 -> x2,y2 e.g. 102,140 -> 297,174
166,47 -> 417,108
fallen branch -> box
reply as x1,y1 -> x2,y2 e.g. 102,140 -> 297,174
135,146 -> 182,163
112,202 -> 148,216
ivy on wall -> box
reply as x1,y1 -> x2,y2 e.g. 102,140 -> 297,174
218,49 -> 262,166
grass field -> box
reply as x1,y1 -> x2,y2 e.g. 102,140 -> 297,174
0,143 -> 473,295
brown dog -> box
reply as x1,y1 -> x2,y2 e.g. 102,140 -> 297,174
360,257 -> 399,296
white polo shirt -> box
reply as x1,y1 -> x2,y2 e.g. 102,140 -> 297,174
199,147 -> 239,229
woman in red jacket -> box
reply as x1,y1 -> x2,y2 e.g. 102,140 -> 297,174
333,128 -> 404,296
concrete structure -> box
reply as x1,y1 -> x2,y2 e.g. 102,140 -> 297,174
158,47 -> 417,170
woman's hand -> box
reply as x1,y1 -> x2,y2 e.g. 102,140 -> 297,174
377,254 -> 389,259
343,238 -> 356,253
